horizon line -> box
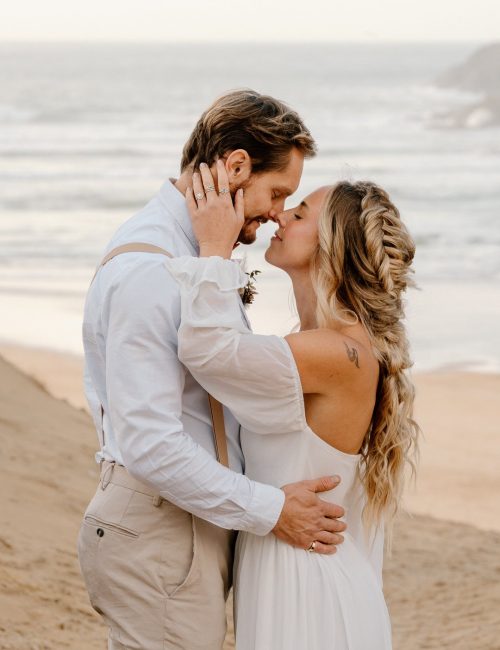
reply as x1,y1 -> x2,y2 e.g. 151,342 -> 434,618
0,38 -> 490,46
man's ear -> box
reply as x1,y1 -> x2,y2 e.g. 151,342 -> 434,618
224,149 -> 252,186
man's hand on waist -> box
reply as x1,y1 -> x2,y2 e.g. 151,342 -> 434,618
272,475 -> 346,555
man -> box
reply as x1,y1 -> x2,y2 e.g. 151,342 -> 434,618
78,90 -> 346,650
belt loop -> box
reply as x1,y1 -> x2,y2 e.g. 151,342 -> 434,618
152,495 -> 163,507
100,461 -> 115,490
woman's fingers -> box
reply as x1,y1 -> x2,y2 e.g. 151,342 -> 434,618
199,160 -> 232,202
199,163 -> 217,200
216,159 -> 231,198
185,186 -> 198,215
186,162 -> 242,253
192,172 -> 206,206
234,188 -> 245,225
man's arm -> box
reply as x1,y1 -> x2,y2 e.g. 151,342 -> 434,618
102,255 -> 345,553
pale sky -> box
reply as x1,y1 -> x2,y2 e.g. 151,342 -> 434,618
2,0 -> 500,43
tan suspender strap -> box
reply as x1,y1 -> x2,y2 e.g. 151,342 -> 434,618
92,241 -> 229,468
90,242 -> 174,283
208,394 -> 229,468
101,242 -> 174,265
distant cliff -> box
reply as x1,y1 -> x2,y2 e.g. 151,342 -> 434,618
434,43 -> 500,128
436,42 -> 500,93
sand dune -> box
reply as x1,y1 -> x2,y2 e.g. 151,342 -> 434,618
0,354 -> 101,649
1,351 -> 500,649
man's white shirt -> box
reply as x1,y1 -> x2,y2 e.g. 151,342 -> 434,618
82,178 -> 284,535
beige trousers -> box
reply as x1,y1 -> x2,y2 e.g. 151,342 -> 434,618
78,462 -> 235,650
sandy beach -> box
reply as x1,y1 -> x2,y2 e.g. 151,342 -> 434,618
1,345 -> 499,649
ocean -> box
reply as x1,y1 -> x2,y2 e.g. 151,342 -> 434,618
1,42 -> 499,372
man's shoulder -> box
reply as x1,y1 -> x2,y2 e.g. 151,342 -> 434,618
87,182 -> 197,305
96,246 -> 185,298
105,196 -> 175,254
88,245 -> 184,333
99,200 -> 194,273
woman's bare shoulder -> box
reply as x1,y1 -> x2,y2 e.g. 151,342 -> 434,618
285,328 -> 378,394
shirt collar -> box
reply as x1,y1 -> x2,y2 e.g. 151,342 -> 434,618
157,178 -> 199,252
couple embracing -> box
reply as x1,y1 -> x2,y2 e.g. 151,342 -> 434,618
78,90 -> 419,650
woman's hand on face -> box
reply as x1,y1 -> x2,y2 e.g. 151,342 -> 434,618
186,160 -> 245,259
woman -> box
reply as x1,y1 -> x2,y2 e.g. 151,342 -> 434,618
165,161 -> 419,649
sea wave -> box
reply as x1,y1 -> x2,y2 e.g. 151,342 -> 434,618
0,42 -> 499,369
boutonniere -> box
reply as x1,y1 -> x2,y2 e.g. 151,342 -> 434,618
239,270 -> 261,307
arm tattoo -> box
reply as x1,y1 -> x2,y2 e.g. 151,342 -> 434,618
344,342 -> 360,368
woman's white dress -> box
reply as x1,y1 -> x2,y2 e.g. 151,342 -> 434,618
166,255 -> 393,650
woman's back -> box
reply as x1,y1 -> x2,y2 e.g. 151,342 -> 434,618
233,328 -> 390,649
236,421 -> 391,650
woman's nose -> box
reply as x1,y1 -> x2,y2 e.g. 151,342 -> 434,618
275,211 -> 288,228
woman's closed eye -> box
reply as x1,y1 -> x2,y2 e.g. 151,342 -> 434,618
294,213 -> 303,220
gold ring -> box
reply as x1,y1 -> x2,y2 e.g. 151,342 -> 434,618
306,541 -> 317,553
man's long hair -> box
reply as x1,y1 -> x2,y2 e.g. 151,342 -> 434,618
181,89 -> 317,173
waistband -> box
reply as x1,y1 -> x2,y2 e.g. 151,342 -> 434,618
100,461 -> 163,505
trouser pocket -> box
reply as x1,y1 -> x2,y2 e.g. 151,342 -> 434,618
83,514 -> 139,539
77,481 -> 199,648
77,515 -> 100,609
77,482 -> 143,614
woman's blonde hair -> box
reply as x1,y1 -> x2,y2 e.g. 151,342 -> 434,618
311,181 -> 419,532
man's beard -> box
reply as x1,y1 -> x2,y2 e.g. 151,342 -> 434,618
237,219 -> 260,245
231,179 -> 261,245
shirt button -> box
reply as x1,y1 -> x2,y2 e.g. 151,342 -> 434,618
96,528 -> 104,537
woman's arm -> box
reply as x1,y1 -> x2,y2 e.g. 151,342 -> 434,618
165,255 -> 306,435
166,253 -> 366,433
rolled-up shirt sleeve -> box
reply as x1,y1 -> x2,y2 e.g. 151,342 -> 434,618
102,256 -> 284,535
165,256 -> 306,436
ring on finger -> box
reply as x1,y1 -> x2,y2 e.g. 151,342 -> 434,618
219,188 -> 230,195
195,192 -> 205,201
306,541 -> 317,553
205,184 -> 216,192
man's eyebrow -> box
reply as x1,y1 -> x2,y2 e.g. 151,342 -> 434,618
276,186 -> 294,197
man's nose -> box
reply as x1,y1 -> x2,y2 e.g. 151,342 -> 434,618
273,197 -> 286,214
268,203 -> 289,222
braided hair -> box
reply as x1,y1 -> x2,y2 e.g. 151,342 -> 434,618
311,181 -> 420,533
